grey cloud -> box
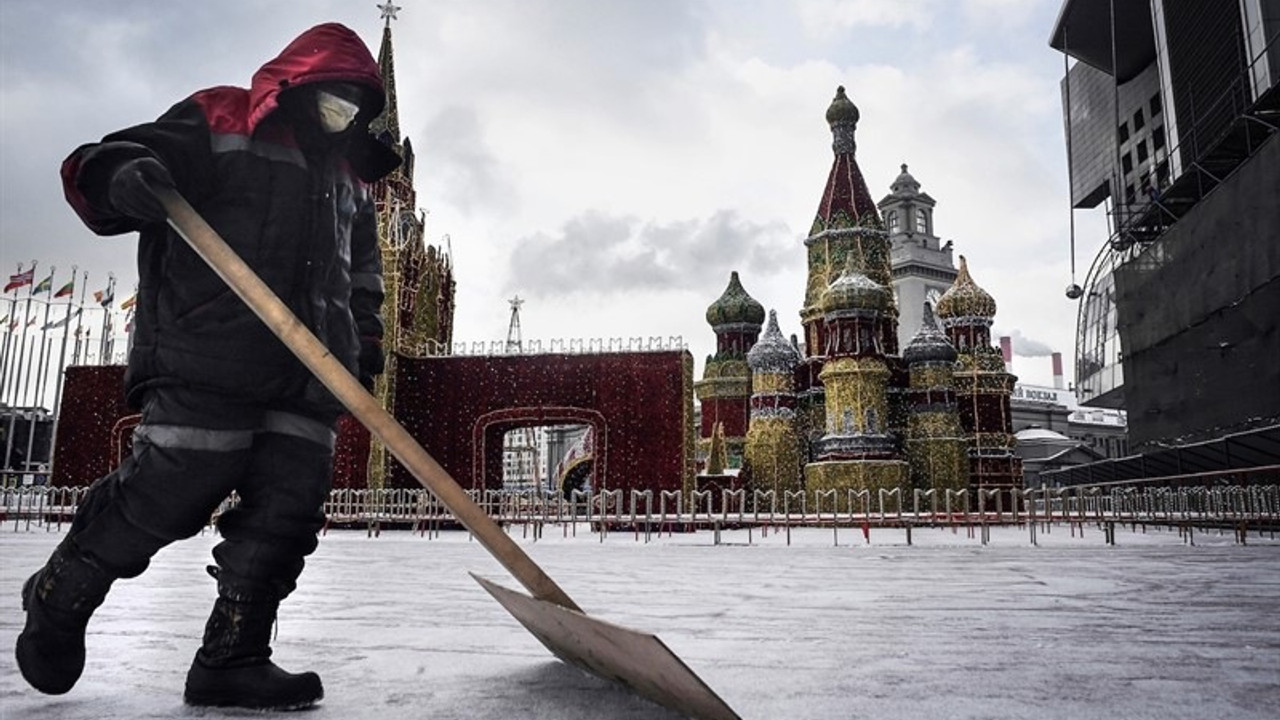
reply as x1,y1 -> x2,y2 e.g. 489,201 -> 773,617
507,209 -> 798,296
421,106 -> 514,215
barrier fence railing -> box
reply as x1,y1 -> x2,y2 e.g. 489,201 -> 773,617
4,482 -> 1278,538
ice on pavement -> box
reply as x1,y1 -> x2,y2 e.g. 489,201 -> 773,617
2,523 -> 1278,719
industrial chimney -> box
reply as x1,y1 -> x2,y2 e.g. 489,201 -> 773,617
999,336 -> 1013,373
1052,352 -> 1065,390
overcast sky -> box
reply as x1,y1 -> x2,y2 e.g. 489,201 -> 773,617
0,0 -> 1105,387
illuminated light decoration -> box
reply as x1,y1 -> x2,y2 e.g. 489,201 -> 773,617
693,271 -> 764,470
803,251 -> 909,498
791,87 -> 908,501
362,13 -> 456,489
387,351 -> 695,497
934,255 -> 1022,509
903,302 -> 968,494
743,310 -> 804,497
797,86 -> 903,453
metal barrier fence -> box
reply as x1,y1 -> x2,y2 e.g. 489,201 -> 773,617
4,483 -> 1278,540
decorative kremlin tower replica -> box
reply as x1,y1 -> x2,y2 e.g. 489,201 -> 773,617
934,256 -> 1021,508
795,86 -> 909,496
903,303 -> 968,495
362,5 -> 456,488
743,310 -> 804,496
694,272 -> 764,469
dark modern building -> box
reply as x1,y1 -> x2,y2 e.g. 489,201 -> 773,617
1049,1 -> 1280,471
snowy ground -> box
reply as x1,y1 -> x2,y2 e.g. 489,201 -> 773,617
1,523 -> 1278,720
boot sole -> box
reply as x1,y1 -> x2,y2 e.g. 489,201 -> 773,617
183,692 -> 323,711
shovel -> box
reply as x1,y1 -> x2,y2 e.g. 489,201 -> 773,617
152,184 -> 740,720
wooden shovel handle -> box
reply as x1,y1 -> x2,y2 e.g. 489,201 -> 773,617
154,185 -> 582,613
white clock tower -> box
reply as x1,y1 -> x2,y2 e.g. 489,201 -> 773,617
877,164 -> 958,350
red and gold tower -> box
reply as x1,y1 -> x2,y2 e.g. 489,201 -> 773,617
934,256 -> 1020,508
744,310 -> 804,496
695,271 -> 764,469
903,302 -> 968,496
798,86 -> 899,449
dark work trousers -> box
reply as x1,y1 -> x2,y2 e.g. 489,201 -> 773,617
65,385 -> 338,600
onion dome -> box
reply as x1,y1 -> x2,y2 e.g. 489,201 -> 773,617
903,302 -> 957,365
748,310 -> 802,373
826,86 -> 859,154
706,271 -> 765,328
826,85 -> 860,126
820,253 -> 891,315
935,255 -> 996,321
890,163 -> 920,194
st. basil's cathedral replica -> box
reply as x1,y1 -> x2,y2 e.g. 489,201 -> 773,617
696,87 -> 1021,509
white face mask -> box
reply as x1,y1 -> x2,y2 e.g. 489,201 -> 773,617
316,90 -> 360,134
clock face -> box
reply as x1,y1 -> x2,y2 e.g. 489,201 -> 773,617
926,288 -> 943,309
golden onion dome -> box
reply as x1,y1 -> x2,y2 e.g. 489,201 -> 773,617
935,255 -> 996,320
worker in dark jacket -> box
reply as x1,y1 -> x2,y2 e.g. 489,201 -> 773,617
16,23 -> 400,710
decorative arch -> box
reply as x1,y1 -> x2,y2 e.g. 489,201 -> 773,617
471,406 -> 607,492
388,351 -> 694,495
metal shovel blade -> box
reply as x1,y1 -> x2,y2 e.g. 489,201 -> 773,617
473,574 -> 741,720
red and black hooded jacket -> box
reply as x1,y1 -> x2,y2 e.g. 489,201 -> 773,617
61,23 -> 400,414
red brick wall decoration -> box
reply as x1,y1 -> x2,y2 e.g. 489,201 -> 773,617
50,350 -> 696,497
388,351 -> 695,494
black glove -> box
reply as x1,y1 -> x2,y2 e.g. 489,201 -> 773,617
108,157 -> 174,223
358,340 -> 384,392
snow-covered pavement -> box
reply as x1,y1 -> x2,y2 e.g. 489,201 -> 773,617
2,523 -> 1278,719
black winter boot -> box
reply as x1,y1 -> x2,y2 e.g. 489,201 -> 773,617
183,582 -> 322,710
15,540 -> 115,695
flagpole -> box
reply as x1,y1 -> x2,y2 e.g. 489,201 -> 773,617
16,266 -> 56,477
24,339 -> 54,480
6,261 -> 37,404
50,266 -> 78,419
98,273 -> 115,363
0,262 -> 22,395
4,260 -> 37,473
31,266 -> 57,409
72,271 -> 88,364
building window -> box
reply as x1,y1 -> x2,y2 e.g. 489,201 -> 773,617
1136,140 -> 1149,163
1118,122 -> 1129,143
1156,160 -> 1170,186
1125,184 -> 1136,205
915,209 -> 927,234
1150,93 -> 1162,117
886,210 -> 899,233
1121,152 -> 1133,174
1132,108 -> 1145,131
1152,126 -> 1165,151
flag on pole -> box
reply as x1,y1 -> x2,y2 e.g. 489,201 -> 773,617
54,279 -> 75,298
120,293 -> 137,310
4,267 -> 34,293
33,273 -> 54,294
26,312 -> 38,327
94,287 -> 115,306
